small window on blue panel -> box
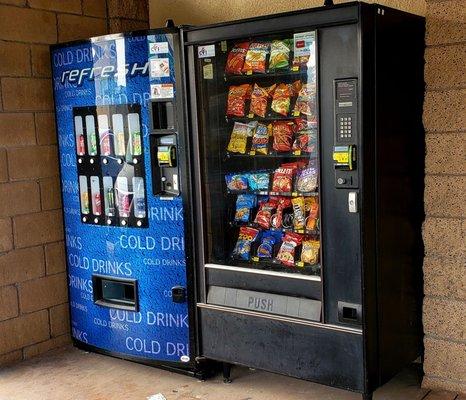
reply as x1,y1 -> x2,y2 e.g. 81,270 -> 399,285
92,275 -> 138,311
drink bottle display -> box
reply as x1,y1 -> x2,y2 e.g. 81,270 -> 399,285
128,113 -> 142,156
116,176 -> 130,217
98,114 -> 112,156
85,115 -> 98,155
75,116 -> 85,155
103,176 -> 115,216
79,175 -> 90,214
90,176 -> 102,215
133,177 -> 146,218
112,114 -> 126,156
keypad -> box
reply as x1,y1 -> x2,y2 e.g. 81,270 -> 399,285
338,115 -> 353,139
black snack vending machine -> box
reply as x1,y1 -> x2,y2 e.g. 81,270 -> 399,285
182,2 -> 425,398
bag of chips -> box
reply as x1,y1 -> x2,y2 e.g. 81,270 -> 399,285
225,173 -> 248,191
293,83 -> 316,117
257,230 -> 283,259
276,232 -> 303,266
269,39 -> 292,71
227,122 -> 248,154
292,196 -> 306,230
234,194 -> 256,222
254,199 -> 278,229
250,83 -> 275,118
225,42 -> 249,75
272,121 -> 294,152
295,165 -> 318,193
271,83 -> 292,116
248,171 -> 270,191
270,197 -> 291,229
271,162 -> 297,193
251,123 -> 270,155
301,239 -> 320,264
305,196 -> 319,231
242,42 -> 269,74
292,130 -> 317,154
232,226 -> 260,260
226,84 -> 251,117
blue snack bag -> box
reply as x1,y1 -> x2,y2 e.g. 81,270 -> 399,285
234,194 -> 257,222
257,230 -> 283,259
232,226 -> 260,260
248,171 -> 270,191
225,173 -> 249,191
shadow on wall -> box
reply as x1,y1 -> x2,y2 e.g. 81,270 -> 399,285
149,0 -> 426,26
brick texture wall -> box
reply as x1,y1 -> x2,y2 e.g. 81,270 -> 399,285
0,0 -> 148,366
422,0 -> 466,394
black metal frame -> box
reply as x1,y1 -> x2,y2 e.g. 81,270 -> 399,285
181,2 -> 425,398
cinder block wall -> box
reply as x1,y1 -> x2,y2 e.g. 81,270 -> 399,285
0,0 -> 148,366
422,0 -> 466,394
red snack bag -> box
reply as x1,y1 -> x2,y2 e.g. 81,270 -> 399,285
276,232 -> 303,266
242,42 -> 269,74
271,83 -> 292,116
225,42 -> 249,75
250,83 -> 275,118
293,83 -> 316,116
254,198 -> 278,229
272,121 -> 294,152
271,163 -> 298,193
270,197 -> 291,229
226,84 -> 251,117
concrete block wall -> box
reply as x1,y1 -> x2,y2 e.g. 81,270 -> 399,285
0,0 -> 148,366
422,0 -> 466,394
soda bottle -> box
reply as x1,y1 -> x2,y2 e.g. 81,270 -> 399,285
77,134 -> 85,155
81,191 -> 89,214
132,131 -> 142,156
89,134 -> 97,155
93,192 -> 102,215
101,132 -> 111,156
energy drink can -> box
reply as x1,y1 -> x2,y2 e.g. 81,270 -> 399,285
106,188 -> 115,216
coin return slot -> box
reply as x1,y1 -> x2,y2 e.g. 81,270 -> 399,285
93,275 -> 138,311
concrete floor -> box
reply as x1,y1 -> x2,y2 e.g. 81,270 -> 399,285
0,345 -> 456,400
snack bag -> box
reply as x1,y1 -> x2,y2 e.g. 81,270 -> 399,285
227,122 -> 249,154
271,83 -> 292,116
294,117 -> 316,131
232,226 -> 260,260
276,232 -> 303,266
295,165 -> 318,193
271,163 -> 297,193
257,230 -> 283,259
234,194 -> 256,222
272,121 -> 294,152
242,42 -> 269,74
291,196 -> 306,230
225,173 -> 248,191
251,123 -> 270,154
250,83 -> 275,117
270,197 -> 291,229
268,39 -> 292,71
293,83 -> 316,116
292,130 -> 317,154
225,42 -> 249,75
305,196 -> 319,230
248,171 -> 270,191
301,239 -> 320,264
226,84 -> 251,117
254,199 -> 278,229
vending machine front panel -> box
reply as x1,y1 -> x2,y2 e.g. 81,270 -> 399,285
51,30 -> 200,374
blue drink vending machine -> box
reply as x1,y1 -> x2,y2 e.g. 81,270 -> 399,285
51,29 -> 203,375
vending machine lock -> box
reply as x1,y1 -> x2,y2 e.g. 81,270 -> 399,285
171,286 -> 186,303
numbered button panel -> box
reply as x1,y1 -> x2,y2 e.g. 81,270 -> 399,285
338,114 -> 354,140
